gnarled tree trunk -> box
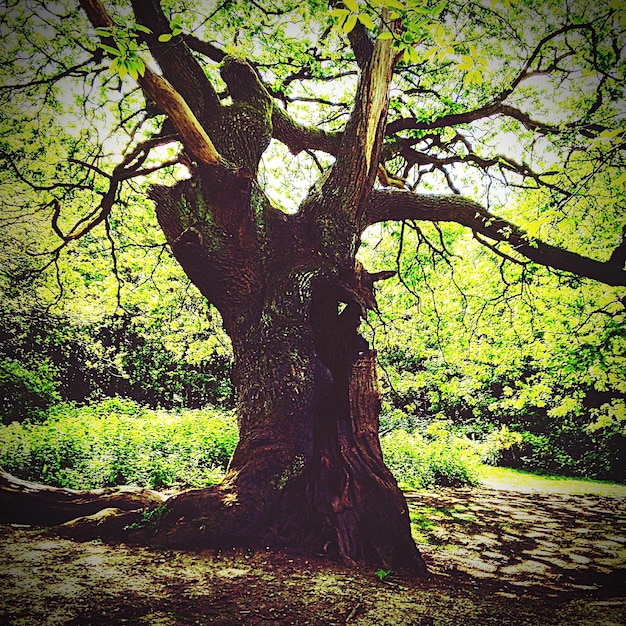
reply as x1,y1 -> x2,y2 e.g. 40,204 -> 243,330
151,257 -> 425,572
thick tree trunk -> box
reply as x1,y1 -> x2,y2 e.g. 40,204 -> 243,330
2,5 -> 428,572
148,265 -> 428,574
0,262 -> 427,575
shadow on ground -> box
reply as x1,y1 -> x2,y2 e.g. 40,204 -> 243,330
0,482 -> 624,625
408,485 -> 626,595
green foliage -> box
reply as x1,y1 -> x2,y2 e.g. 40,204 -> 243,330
124,503 -> 169,532
0,300 -> 233,412
381,422 -> 483,489
0,357 -> 60,424
362,217 -> 625,483
0,399 -> 238,489
95,18 -> 152,80
375,568 -> 393,582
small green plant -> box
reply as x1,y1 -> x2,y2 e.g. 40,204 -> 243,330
142,503 -> 168,529
375,568 -> 393,582
124,504 -> 168,532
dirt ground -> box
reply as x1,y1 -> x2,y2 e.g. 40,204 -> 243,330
1,480 -> 624,625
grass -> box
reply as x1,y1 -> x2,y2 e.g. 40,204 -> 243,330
480,465 -> 626,497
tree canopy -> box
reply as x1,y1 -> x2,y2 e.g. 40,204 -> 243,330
1,0 -> 624,290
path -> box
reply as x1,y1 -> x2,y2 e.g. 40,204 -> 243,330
409,483 -> 626,593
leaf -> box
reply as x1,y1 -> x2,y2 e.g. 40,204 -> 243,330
599,128 -> 624,139
95,27 -> 112,37
98,43 -> 121,57
437,45 -> 454,62
358,13 -> 375,29
342,14 -> 358,32
344,0 -> 359,11
402,46 -> 419,64
430,1 -> 447,16
377,31 -> 394,39
384,0 -> 405,9
133,24 -> 152,34
330,8 -> 350,19
613,171 -> 626,187
158,33 -> 173,42
456,55 -> 474,71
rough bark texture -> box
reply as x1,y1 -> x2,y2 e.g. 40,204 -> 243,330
0,470 -> 166,526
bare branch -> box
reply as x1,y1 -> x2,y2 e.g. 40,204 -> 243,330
271,106 -> 342,155
129,0 -> 221,118
184,34 -> 226,63
79,0 -> 221,167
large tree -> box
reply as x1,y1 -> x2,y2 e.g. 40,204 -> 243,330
0,0 -> 624,573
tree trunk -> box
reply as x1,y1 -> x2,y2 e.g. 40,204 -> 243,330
148,263 -> 428,574
0,257 -> 427,575
0,5 -> 428,572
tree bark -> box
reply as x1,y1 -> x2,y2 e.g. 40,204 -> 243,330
0,470 -> 166,526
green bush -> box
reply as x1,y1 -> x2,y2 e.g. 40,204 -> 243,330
0,398 -> 238,489
0,357 -> 60,424
381,421 -> 483,489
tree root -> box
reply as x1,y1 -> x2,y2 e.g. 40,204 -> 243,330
0,469 -> 166,527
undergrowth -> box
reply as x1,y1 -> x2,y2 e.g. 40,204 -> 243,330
381,421 -> 483,489
0,400 -> 489,491
0,398 -> 238,489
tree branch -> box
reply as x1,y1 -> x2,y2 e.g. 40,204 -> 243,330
79,0 -> 220,167
309,9 -> 398,225
271,106 -> 342,155
184,34 -> 226,63
129,0 -> 221,120
386,23 -> 610,140
365,189 -> 626,287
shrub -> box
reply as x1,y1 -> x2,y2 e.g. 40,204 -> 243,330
381,421 -> 483,489
0,357 -> 60,424
0,398 -> 238,489
475,424 -> 524,465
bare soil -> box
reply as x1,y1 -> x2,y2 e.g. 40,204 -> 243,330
1,480 -> 624,625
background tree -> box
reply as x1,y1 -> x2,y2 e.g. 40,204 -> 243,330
0,0 -> 624,574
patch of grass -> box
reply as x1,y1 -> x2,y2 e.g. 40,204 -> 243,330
481,465 -> 626,496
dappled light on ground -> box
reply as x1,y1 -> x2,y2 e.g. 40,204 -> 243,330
409,484 -> 626,593
0,477 -> 624,625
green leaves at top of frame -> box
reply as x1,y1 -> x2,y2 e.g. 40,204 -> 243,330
94,21 -> 152,80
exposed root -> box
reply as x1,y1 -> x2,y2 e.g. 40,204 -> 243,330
0,469 -> 166,527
